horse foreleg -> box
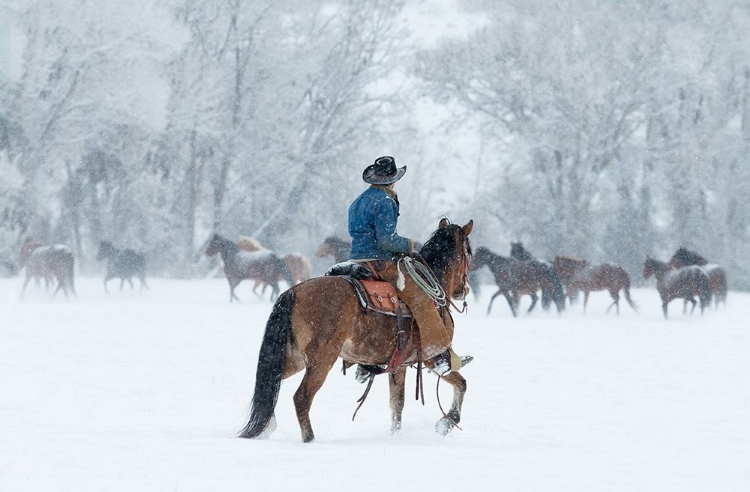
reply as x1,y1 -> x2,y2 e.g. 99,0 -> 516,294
119,278 -> 126,291
487,289 -> 503,315
22,274 -> 32,298
127,278 -> 135,290
389,369 -> 407,434
252,280 -> 262,298
504,292 -> 518,317
435,371 -> 467,436
688,297 -> 697,314
583,291 -> 590,314
229,279 -> 241,303
606,289 -> 620,315
527,292 -> 538,314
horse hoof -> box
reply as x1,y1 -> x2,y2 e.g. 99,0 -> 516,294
435,417 -> 455,436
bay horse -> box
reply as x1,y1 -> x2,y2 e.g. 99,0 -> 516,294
238,219 -> 473,443
471,246 -> 565,317
236,237 -> 311,297
19,239 -> 76,298
96,240 -> 148,293
315,236 -> 351,264
552,256 -> 637,315
668,248 -> 728,308
642,257 -> 712,318
206,234 -> 294,302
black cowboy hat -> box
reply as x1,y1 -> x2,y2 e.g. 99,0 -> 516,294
362,156 -> 406,185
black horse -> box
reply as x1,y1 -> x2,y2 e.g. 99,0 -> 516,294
472,246 -> 565,317
97,240 -> 148,293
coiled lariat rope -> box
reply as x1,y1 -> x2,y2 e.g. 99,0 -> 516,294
398,255 -> 446,306
399,254 -> 465,432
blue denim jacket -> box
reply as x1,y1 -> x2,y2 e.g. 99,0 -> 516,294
348,186 -> 414,260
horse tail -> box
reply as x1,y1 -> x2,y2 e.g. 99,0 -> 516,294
697,271 -> 712,311
548,269 -> 566,312
621,271 -> 638,313
63,252 -> 76,296
239,288 -> 296,439
275,254 -> 295,287
713,268 -> 728,306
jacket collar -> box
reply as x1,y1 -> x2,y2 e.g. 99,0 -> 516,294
370,184 -> 398,201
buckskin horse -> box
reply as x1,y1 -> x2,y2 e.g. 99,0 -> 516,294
642,257 -> 712,318
97,240 -> 148,292
472,246 -> 565,317
667,247 -> 728,308
238,218 -> 473,443
19,239 -> 76,298
205,234 -> 294,302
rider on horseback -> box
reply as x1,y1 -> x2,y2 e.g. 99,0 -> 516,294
348,156 -> 473,380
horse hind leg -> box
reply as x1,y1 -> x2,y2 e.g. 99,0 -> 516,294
434,371 -> 467,436
293,350 -> 341,443
527,292 -> 538,314
606,290 -> 620,315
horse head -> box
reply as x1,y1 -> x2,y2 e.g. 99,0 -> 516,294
510,241 -> 533,261
642,256 -> 666,280
471,246 -> 495,270
19,238 -> 42,266
668,247 -> 708,268
421,218 -> 473,300
205,234 -> 222,257
97,240 -> 115,261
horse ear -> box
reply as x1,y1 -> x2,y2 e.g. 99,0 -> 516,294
462,220 -> 473,236
438,217 -> 450,229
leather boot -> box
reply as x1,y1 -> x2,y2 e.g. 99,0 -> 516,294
431,348 -> 473,375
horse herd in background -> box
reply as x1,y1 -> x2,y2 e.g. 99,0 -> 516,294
13,231 -> 728,319
470,242 -> 727,319
16,237 -> 147,298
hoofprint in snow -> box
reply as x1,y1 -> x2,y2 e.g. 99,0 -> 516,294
1,277 -> 748,491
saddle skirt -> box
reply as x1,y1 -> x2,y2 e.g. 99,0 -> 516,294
326,261 -> 412,318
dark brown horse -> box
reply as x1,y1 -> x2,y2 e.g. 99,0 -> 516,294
552,256 -> 637,315
238,219 -> 473,443
19,239 -> 76,298
97,240 -> 148,293
205,234 -> 294,302
315,236 -> 351,264
471,246 -> 565,317
668,248 -> 728,308
642,257 -> 712,318
509,241 -> 563,312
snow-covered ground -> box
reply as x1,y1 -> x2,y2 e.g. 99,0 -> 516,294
1,277 -> 748,491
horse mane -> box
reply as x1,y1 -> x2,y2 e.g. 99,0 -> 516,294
510,242 -> 534,261
555,255 -> 586,268
419,222 -> 471,281
213,234 -> 239,256
670,247 -> 708,267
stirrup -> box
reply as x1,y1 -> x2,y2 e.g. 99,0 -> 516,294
432,352 -> 474,375
355,365 -> 372,384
